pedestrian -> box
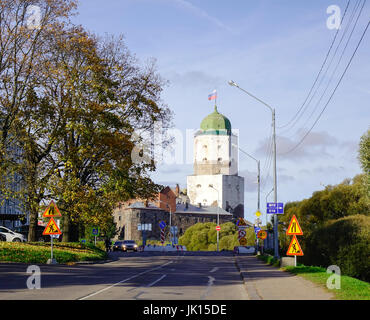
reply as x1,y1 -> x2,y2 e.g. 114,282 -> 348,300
104,237 -> 111,253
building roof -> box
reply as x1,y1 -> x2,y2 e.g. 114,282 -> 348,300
128,201 -> 161,209
175,203 -> 233,216
200,106 -> 232,135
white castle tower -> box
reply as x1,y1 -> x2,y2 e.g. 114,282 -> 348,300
187,105 -> 244,218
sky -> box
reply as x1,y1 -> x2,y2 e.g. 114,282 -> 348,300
73,0 -> 370,223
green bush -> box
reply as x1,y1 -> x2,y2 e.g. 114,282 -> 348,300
178,222 -> 256,251
303,215 -> 370,282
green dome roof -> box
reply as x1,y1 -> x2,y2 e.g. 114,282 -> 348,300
200,106 -> 231,134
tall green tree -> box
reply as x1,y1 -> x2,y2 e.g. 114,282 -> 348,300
0,0 -> 78,241
358,129 -> 370,175
1,1 -> 172,241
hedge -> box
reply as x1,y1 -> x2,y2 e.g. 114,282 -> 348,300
303,215 -> 370,282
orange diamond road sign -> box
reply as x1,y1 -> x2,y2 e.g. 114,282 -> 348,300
286,235 -> 304,256
42,200 -> 62,218
257,230 -> 267,240
286,215 -> 303,235
42,217 -> 62,235
239,237 -> 247,246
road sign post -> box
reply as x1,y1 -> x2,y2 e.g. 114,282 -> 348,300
42,215 -> 62,264
91,227 -> 100,246
286,215 -> 304,266
236,218 -> 249,246
159,221 -> 166,245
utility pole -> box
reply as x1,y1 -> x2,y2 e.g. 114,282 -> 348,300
229,80 -> 279,258
236,145 -> 260,214
209,184 -> 220,252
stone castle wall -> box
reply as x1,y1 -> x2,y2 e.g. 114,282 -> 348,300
113,207 -> 234,242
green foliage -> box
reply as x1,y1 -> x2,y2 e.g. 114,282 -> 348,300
178,222 -> 255,251
358,129 -> 370,175
303,215 -> 370,282
279,174 -> 370,256
0,2 -> 172,242
257,254 -> 280,267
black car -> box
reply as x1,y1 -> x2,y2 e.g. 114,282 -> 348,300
113,240 -> 138,252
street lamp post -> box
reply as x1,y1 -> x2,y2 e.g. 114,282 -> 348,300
236,146 -> 261,213
228,80 -> 279,258
236,146 -> 261,254
265,188 -> 274,251
209,184 -> 220,252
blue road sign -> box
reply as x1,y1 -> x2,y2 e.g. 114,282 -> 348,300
267,202 -> 284,214
277,202 -> 284,214
91,227 -> 99,236
254,226 -> 261,234
159,221 -> 166,229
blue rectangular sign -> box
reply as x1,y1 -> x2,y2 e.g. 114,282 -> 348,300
267,202 -> 284,214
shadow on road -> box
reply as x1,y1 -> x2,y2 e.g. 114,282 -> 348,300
0,251 -> 256,293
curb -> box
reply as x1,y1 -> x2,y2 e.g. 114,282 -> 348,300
234,255 -> 263,300
74,259 -> 114,265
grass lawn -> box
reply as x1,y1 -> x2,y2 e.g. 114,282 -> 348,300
283,265 -> 370,300
257,255 -> 370,300
0,242 -> 107,264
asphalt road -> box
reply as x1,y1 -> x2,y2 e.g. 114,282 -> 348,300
0,251 -> 250,300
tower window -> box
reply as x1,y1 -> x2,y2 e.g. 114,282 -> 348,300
218,157 -> 222,162
203,157 -> 207,162
196,184 -> 201,188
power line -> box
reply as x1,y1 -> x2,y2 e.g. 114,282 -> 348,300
277,0 -> 351,130
280,0 -> 363,138
291,0 -> 366,137
279,19 -> 370,155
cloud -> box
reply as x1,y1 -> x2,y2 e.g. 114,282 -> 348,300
170,0 -> 233,32
279,174 -> 295,183
166,70 -> 224,88
255,129 -> 340,160
239,169 -> 258,192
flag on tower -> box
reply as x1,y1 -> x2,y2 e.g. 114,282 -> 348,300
208,90 -> 217,101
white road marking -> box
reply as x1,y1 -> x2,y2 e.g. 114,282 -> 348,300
201,276 -> 216,300
210,267 -> 219,273
146,274 -> 167,287
77,261 -> 173,300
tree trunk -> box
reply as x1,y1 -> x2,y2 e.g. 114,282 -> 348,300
62,215 -> 70,242
61,216 -> 79,242
28,208 -> 38,242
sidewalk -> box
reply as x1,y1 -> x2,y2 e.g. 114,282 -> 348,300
235,255 -> 334,300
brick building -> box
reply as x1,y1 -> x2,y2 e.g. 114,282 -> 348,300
112,196 -> 239,243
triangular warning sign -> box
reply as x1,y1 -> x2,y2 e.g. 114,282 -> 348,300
42,200 -> 62,218
286,215 -> 303,235
286,235 -> 304,256
237,218 -> 247,226
42,217 -> 62,235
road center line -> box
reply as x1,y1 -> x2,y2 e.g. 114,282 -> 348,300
77,261 -> 173,300
210,267 -> 219,273
146,274 -> 167,287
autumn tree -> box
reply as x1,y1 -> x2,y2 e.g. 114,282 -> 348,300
44,30 -> 171,241
1,1 -> 172,241
0,0 -> 77,241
